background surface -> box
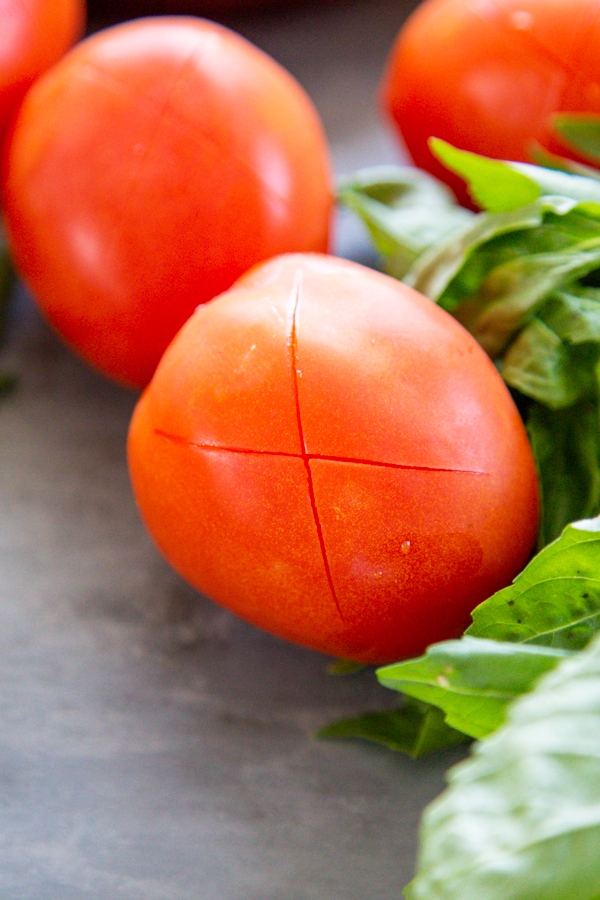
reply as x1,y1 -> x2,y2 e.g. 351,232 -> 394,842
0,2 -> 468,897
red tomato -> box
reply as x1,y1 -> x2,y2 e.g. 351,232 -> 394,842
0,0 -> 85,135
383,0 -> 600,204
1,17 -> 332,388
128,253 -> 539,664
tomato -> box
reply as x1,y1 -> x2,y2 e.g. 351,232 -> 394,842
127,253 -> 539,664
0,0 -> 85,136
383,0 -> 600,204
1,17 -> 332,388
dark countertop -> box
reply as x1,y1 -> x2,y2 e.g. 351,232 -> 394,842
0,2 -> 468,897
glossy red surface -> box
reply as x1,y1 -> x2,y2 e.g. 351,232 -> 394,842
0,0 -> 84,135
1,16 -> 332,387
383,0 -> 600,203
128,253 -> 540,663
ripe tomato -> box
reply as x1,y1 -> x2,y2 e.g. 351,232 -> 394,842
0,0 -> 85,135
1,17 -> 332,388
128,253 -> 539,664
383,0 -> 600,204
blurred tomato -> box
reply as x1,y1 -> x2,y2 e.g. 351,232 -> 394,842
383,0 -> 600,204
0,0 -> 85,135
128,253 -> 539,664
2,17 -> 332,387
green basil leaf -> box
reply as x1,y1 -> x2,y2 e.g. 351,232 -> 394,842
553,114 -> 600,165
433,136 -> 600,208
467,516 -> 600,648
460,245 -> 600,358
407,198 -> 580,307
527,403 -> 600,546
317,698 -> 467,758
437,209 -> 600,323
430,139 -> 542,212
501,317 -> 597,409
404,632 -> 600,900
337,166 -> 472,278
509,163 -> 600,210
540,286 -> 600,344
530,142 -> 600,181
326,658 -> 367,676
377,637 -> 570,739
433,137 -> 600,209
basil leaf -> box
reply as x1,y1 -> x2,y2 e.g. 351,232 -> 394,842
404,632 -> 600,900
509,162 -> 600,209
530,142 -> 600,181
430,139 -> 542,212
407,198 -> 580,308
337,166 -> 472,278
501,317 -> 598,409
467,516 -> 600,649
527,403 -> 600,546
339,149 -> 600,546
432,136 -> 600,210
326,658 -> 367,676
317,698 -> 467,758
462,245 -> 600,358
541,286 -> 600,344
553,114 -> 600,165
377,637 -> 570,740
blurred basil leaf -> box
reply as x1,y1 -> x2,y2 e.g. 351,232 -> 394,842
338,166 -> 471,278
429,139 -> 541,212
317,697 -> 467,758
553,113 -> 600,165
405,631 -> 600,900
326,658 -> 367,676
531,141 -> 600,180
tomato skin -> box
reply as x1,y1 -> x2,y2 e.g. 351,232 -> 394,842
1,17 -> 332,389
128,253 -> 539,664
383,0 -> 600,204
0,0 -> 85,135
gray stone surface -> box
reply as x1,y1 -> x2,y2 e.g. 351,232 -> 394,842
0,2 -> 468,897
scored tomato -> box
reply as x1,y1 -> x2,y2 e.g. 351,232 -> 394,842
1,16 -> 332,388
128,253 -> 539,664
383,0 -> 600,204
0,0 -> 85,136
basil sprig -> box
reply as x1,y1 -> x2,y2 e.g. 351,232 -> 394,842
404,629 -> 600,900
340,141 -> 600,545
